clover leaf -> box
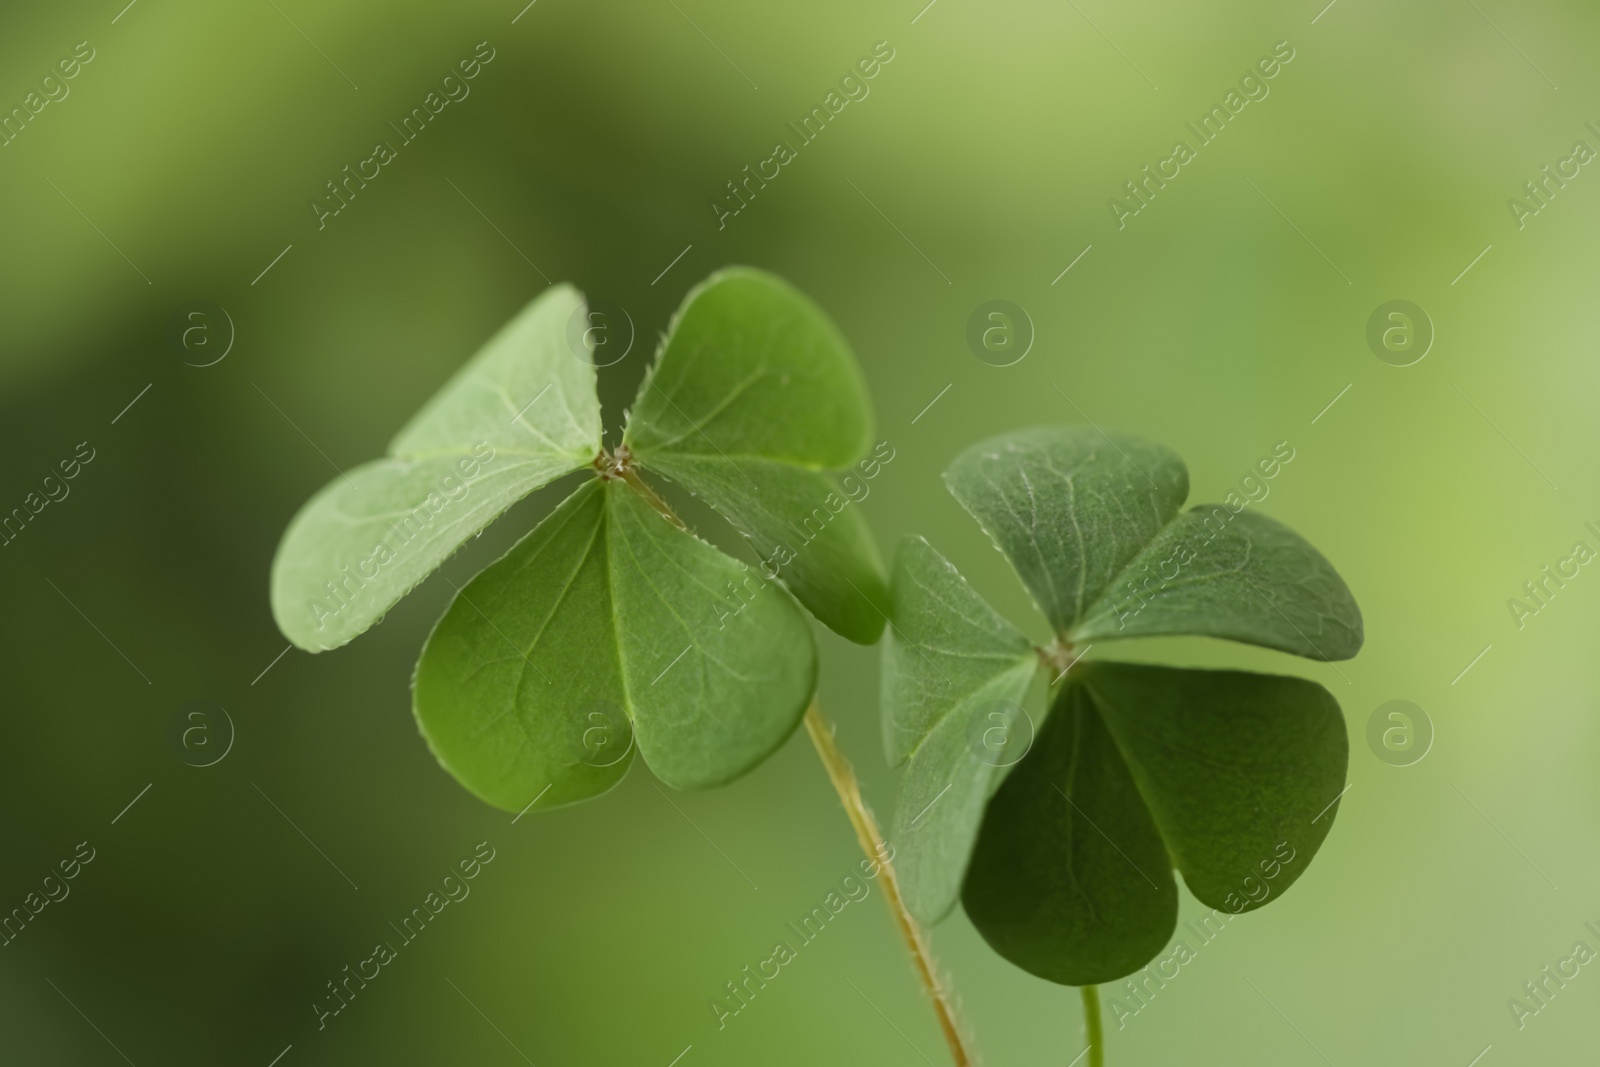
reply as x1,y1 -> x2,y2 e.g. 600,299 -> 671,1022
624,270 -> 887,642
412,478 -> 817,808
270,285 -> 601,652
270,268 -> 887,812
883,425 -> 1361,988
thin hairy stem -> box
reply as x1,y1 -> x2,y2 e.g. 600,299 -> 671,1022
803,703 -> 975,1067
1081,984 -> 1103,1067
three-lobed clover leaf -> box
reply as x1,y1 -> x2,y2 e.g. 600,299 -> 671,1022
883,425 -> 1361,986
270,267 -> 887,813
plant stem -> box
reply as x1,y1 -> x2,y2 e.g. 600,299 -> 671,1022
1081,985 -> 1103,1067
617,465 -> 688,531
802,703 -> 975,1067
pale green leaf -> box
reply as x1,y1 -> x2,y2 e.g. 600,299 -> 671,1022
881,535 -> 1036,765
893,663 -> 1039,924
881,535 -> 1040,922
390,283 -> 600,459
271,285 -> 601,651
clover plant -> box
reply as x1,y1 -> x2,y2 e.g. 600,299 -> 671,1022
269,268 -> 975,1064
882,426 -> 1362,1064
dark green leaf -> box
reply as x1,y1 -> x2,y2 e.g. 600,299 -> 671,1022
1072,508 -> 1364,660
889,426 -> 1363,985
942,427 -> 1188,637
962,661 -> 1349,985
943,426 -> 1362,661
1081,661 -> 1347,913
963,681 -> 1177,986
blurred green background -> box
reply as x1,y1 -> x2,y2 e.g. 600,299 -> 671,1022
4,0 -> 1599,1063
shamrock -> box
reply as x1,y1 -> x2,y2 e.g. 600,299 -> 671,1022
269,268 -> 888,811
881,426 -> 1362,990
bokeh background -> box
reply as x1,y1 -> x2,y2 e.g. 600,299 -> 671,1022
3,0 -> 1598,1063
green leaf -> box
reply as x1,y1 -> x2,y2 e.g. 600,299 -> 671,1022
1081,661 -> 1348,913
623,267 -> 872,467
882,536 -> 1037,765
271,285 -> 601,651
622,268 -> 886,642
943,426 -> 1189,637
887,425 -> 1362,986
1071,508 -> 1364,661
943,426 -> 1362,662
411,480 -> 632,811
881,536 -> 1040,922
644,454 -> 887,644
413,479 -> 817,812
604,480 -> 816,786
388,285 -> 600,460
961,662 -> 1348,985
893,666 -> 1040,924
963,680 -> 1177,986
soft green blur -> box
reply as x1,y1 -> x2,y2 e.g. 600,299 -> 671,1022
3,0 -> 1599,1063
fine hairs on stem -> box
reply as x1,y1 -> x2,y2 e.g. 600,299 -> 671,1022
802,703 -> 975,1066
